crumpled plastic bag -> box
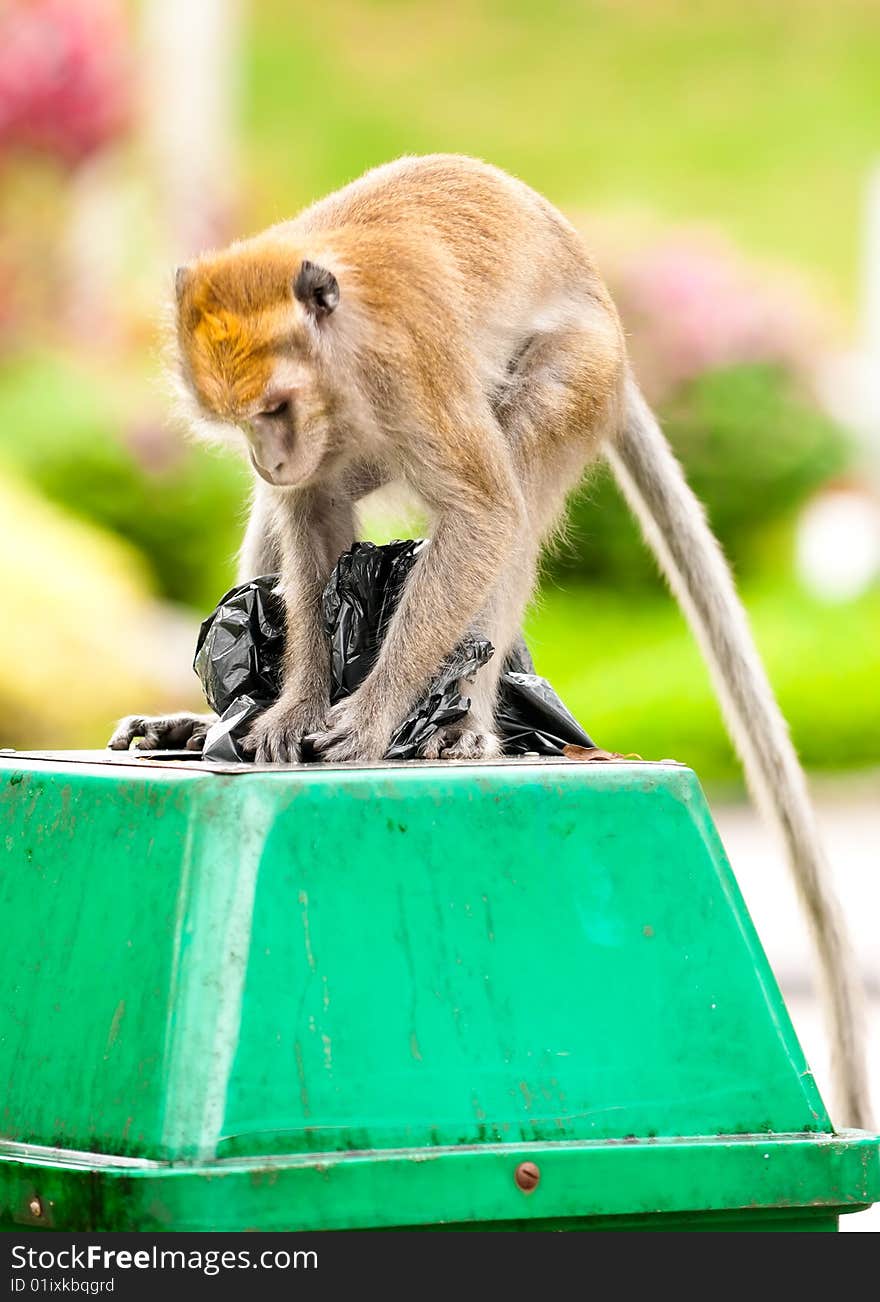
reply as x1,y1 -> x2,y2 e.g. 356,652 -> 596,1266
194,539 -> 595,762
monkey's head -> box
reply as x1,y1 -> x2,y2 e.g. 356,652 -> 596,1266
173,241 -> 348,488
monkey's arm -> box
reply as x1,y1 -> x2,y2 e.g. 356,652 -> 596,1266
242,485 -> 355,763
313,420 -> 522,763
238,480 -> 282,582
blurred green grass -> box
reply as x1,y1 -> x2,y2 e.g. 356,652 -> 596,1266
245,0 -> 880,307
526,578 -> 880,783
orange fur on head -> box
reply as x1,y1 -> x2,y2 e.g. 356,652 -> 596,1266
176,243 -> 305,420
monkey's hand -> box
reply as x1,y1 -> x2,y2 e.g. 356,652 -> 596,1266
107,711 -> 216,752
242,693 -> 329,764
310,691 -> 393,764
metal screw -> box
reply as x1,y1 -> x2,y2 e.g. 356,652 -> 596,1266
514,1161 -> 540,1192
28,1197 -> 43,1218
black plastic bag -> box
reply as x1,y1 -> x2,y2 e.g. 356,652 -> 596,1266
194,540 -> 595,762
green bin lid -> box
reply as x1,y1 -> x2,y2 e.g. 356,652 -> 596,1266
0,752 -> 876,1230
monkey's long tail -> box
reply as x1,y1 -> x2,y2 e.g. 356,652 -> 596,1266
606,373 -> 872,1130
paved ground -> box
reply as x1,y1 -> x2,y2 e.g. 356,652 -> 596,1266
714,788 -> 879,1233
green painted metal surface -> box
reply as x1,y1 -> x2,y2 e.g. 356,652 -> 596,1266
0,751 -> 877,1231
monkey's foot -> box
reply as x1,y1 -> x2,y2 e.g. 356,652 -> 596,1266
242,695 -> 329,764
107,711 -> 216,752
421,724 -> 503,761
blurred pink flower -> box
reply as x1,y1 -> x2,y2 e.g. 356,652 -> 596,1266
0,261 -> 16,343
0,0 -> 132,166
610,238 -> 825,402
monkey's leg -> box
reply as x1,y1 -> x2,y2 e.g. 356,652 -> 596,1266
313,425 -> 522,764
422,318 -> 620,762
421,543 -> 540,760
242,486 -> 355,763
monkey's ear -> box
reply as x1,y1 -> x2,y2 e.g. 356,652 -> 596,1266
294,260 -> 339,318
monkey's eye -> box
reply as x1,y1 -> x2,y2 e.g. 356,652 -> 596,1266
257,398 -> 290,420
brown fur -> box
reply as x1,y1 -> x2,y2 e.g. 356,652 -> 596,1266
170,154 -> 626,771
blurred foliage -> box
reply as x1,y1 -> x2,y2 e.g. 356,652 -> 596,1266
0,465 -> 197,750
557,364 -> 849,586
0,352 -> 249,609
245,0 -> 880,307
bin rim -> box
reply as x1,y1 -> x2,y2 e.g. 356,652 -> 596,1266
2,1129 -> 878,1232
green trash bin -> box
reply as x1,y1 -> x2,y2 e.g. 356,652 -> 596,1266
0,751 -> 876,1232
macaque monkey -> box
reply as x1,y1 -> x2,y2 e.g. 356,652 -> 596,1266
109,155 -> 870,1128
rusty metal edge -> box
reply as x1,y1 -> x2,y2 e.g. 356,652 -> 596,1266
2,1131 -> 878,1232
